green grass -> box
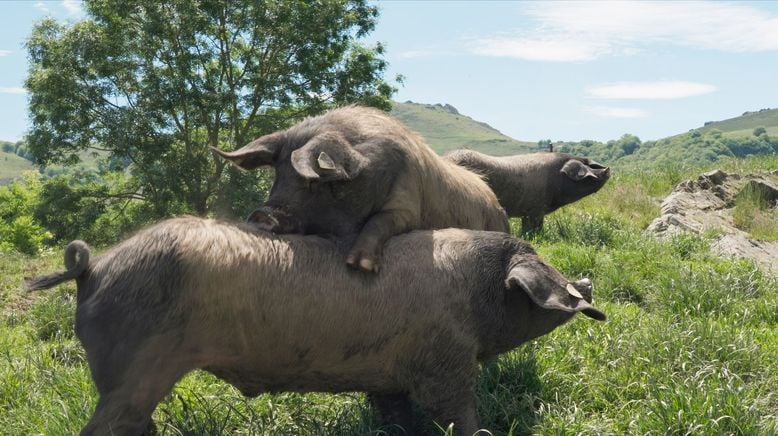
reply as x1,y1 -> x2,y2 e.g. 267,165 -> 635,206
722,126 -> 778,139
2,156 -> 778,434
733,181 -> 778,241
391,101 -> 537,156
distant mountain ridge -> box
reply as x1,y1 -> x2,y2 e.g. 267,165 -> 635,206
390,101 -> 536,156
3,104 -> 777,184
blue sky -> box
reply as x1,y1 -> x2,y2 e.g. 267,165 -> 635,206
2,1 -> 778,143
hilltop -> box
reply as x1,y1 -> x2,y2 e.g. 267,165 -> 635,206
559,108 -> 778,167
698,108 -> 778,138
391,101 -> 536,155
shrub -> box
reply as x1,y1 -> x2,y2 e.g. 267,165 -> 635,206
0,172 -> 52,254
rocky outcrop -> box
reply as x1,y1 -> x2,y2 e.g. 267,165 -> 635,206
647,169 -> 777,272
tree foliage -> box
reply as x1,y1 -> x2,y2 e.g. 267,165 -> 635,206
0,172 -> 52,254
560,130 -> 777,166
26,0 -> 396,216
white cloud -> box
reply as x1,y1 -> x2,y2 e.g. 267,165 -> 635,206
472,37 -> 607,62
471,1 -> 778,62
0,87 -> 27,95
62,0 -> 83,16
0,50 -> 11,57
34,1 -> 51,14
587,106 -> 649,119
586,81 -> 717,100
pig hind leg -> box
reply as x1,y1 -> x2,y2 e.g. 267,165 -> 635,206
80,338 -> 195,436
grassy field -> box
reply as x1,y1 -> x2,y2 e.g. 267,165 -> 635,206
1,156 -> 777,434
392,101 -> 537,156
698,108 -> 778,137
0,151 -> 34,185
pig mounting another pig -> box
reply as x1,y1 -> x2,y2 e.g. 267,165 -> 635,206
212,105 -> 509,273
25,217 -> 605,435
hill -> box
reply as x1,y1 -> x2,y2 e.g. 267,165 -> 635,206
558,108 -> 778,167
391,101 -> 536,155
698,108 -> 778,138
0,151 -> 34,185
1,145 -> 106,185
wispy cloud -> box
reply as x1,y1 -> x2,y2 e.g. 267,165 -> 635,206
62,0 -> 83,16
587,106 -> 650,119
471,2 -> 778,62
0,87 -> 27,95
586,81 -> 717,100
34,1 -> 51,14
473,37 -> 607,62
0,50 -> 11,57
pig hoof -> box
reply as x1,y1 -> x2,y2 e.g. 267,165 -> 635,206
359,257 -> 380,273
346,253 -> 380,273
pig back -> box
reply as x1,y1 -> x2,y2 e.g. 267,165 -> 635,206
84,218 -> 501,391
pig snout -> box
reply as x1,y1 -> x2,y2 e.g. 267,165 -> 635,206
246,206 -> 303,234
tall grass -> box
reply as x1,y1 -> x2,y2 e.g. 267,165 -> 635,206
732,181 -> 778,241
2,156 -> 777,434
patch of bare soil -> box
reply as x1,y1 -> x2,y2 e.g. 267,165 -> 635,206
647,169 -> 778,273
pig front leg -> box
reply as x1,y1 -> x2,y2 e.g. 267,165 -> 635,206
368,392 -> 416,435
346,209 -> 416,273
521,214 -> 545,234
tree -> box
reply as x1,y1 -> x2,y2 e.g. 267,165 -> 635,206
753,126 -> 767,137
26,0 -> 396,216
614,133 -> 641,155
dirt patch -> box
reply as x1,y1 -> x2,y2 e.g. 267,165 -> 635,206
647,169 -> 778,273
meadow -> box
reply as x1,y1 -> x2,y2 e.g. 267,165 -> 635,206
1,155 -> 776,435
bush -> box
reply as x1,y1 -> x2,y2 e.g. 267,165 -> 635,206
0,172 -> 52,254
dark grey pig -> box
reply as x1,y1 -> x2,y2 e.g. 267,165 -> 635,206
445,150 -> 611,232
212,106 -> 509,272
25,217 -> 605,436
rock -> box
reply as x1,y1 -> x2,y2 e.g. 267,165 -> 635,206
738,179 -> 778,206
702,169 -> 727,185
647,169 -> 778,273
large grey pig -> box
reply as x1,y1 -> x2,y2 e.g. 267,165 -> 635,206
212,106 -> 509,273
445,150 -> 611,232
25,217 -> 605,436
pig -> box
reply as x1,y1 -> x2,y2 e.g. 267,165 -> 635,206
24,217 -> 605,436
212,106 -> 509,273
445,150 -> 611,233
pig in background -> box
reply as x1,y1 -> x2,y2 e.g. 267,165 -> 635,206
212,106 -> 509,273
445,150 -> 611,233
24,218 -> 605,435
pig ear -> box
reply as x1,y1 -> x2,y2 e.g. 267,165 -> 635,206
211,131 -> 286,170
506,264 -> 606,321
561,160 -> 598,181
290,131 -> 368,182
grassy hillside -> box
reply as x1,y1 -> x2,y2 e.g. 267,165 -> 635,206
0,151 -> 35,185
0,148 -> 106,186
698,108 -> 778,138
2,155 -> 776,434
391,101 -> 536,156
